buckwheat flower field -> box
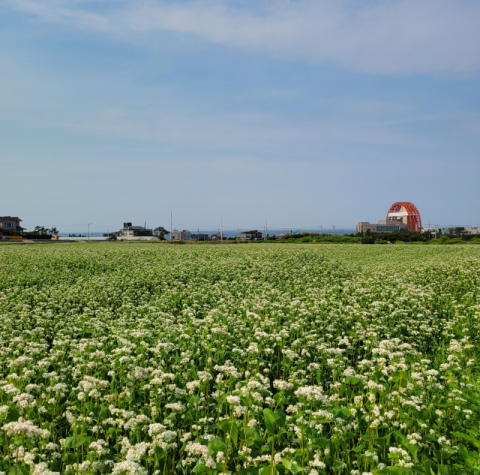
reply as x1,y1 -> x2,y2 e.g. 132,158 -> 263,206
1,244 -> 479,475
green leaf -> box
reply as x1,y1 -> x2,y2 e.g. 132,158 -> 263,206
373,469 -> 390,475
9,466 -> 29,475
263,409 -> 275,435
354,444 -> 366,452
263,408 -> 276,424
452,432 -> 480,449
345,376 -> 359,385
218,420 -> 232,433
154,446 -> 165,458
189,395 -> 200,405
282,458 -> 301,474
65,435 -> 87,449
208,437 -> 228,454
332,408 -> 351,420
275,409 -> 287,427
332,460 -> 347,471
5,407 -> 20,422
259,465 -> 278,475
98,406 -> 111,420
230,423 -> 239,447
386,466 -> 412,475
245,427 -> 263,448
192,464 -> 215,473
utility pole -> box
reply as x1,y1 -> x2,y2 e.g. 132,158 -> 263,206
88,223 -> 93,240
265,220 -> 268,240
300,223 -> 302,233
170,211 -> 172,241
333,225 -> 335,235
221,216 -> 223,242
320,225 -> 323,234
198,227 -> 200,242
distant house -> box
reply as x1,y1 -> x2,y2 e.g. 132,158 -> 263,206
210,232 -> 223,241
236,230 -> 262,240
0,217 -> 23,233
171,230 -> 190,241
190,233 -> 209,241
117,222 -> 153,237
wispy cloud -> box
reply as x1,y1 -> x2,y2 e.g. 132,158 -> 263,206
6,0 -> 480,75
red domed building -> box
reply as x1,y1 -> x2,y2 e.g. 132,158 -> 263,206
356,202 -> 422,235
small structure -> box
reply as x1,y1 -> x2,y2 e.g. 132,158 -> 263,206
210,232 -> 223,241
171,230 -> 190,241
236,230 -> 263,240
0,216 -> 23,233
117,223 -> 153,238
190,233 -> 209,241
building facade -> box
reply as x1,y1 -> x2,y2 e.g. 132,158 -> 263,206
190,233 -> 209,241
117,223 -> 153,237
236,230 -> 263,240
356,221 -> 409,235
465,226 -> 480,235
171,230 -> 190,240
0,217 -> 23,233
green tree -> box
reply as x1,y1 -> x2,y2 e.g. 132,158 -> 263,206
32,226 -> 49,235
153,226 -> 170,240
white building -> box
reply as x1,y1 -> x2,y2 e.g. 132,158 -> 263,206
117,223 -> 153,238
171,230 -> 190,240
236,230 -> 263,240
465,226 -> 480,235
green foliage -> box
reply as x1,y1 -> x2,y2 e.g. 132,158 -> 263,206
153,226 -> 170,240
272,233 -> 362,244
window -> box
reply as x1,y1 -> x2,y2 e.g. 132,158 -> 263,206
5,222 -> 13,228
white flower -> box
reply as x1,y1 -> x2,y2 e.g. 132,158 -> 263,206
226,396 -> 241,405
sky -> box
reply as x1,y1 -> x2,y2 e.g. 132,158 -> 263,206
1,0 -> 480,233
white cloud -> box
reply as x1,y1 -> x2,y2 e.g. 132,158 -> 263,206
7,0 -> 480,75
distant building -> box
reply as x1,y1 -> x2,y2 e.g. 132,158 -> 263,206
117,222 -> 153,238
356,221 -> 409,234
465,226 -> 480,235
210,232 -> 227,241
190,233 -> 209,241
171,230 -> 190,241
236,230 -> 263,240
0,217 -> 23,233
357,202 -> 422,235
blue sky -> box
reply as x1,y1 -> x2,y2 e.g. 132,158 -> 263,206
2,0 -> 480,233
